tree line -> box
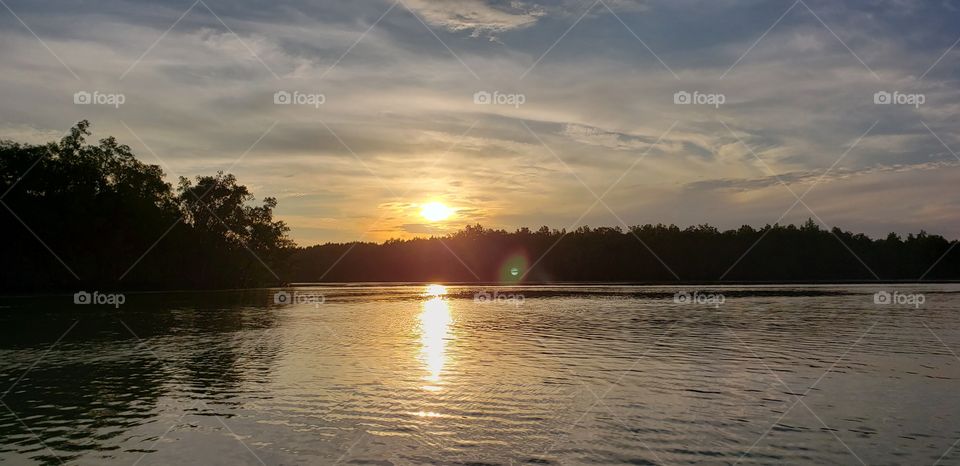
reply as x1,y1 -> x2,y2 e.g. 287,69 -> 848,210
286,223 -> 960,283
2,121 -> 957,291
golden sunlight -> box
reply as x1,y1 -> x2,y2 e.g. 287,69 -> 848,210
419,295 -> 451,390
420,201 -> 454,222
424,284 -> 447,297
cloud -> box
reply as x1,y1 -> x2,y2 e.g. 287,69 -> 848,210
1,0 -> 959,245
403,0 -> 544,38
400,223 -> 448,234
560,123 -> 659,151
683,160 -> 960,193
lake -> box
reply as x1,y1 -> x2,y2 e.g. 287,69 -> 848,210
1,284 -> 959,465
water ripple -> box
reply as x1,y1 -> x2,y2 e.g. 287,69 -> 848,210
0,284 -> 958,464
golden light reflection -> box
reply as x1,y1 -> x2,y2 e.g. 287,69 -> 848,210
419,287 -> 452,390
424,284 -> 447,297
411,410 -> 446,418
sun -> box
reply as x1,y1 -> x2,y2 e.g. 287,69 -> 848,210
420,202 -> 454,222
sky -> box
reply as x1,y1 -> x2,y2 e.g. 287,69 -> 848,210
1,0 -> 959,245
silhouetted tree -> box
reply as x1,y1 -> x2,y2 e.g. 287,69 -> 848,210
0,121 -> 292,291
285,222 -> 960,283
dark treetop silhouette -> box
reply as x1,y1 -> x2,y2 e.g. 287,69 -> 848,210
286,223 -> 960,284
2,121 -> 958,291
1,121 -> 292,291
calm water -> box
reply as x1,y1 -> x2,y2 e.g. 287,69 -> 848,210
1,284 -> 959,465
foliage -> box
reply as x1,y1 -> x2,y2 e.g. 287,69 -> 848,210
286,223 -> 960,283
0,121 -> 292,291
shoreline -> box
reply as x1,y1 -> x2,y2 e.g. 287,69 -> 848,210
3,280 -> 959,299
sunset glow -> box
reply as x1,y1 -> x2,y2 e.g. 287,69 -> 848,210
4,0 -> 960,464
420,202 -> 454,222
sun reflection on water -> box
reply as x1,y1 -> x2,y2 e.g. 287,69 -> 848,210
419,285 -> 452,391
424,284 -> 447,297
